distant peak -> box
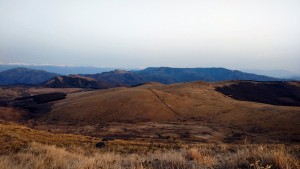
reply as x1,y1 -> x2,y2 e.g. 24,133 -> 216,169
112,69 -> 130,74
3,67 -> 48,73
68,74 -> 96,81
7,67 -> 32,71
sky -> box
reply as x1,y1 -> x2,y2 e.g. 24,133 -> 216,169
0,0 -> 300,73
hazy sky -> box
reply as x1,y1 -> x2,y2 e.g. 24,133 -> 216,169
0,0 -> 299,72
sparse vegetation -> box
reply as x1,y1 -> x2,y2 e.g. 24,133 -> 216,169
0,123 -> 299,169
0,142 -> 299,169
0,123 -> 99,154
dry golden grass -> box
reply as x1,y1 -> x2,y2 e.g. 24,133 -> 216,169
0,123 -> 299,169
0,123 -> 100,154
0,142 -> 299,169
186,148 -> 216,166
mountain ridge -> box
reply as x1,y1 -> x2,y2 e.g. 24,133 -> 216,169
0,66 -> 289,87
43,75 -> 112,89
135,67 -> 280,84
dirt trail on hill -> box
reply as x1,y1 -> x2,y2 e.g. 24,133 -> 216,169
149,89 -> 187,120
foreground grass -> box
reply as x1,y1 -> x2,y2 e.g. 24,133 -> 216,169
0,123 -> 299,169
0,122 -> 100,154
0,142 -> 299,169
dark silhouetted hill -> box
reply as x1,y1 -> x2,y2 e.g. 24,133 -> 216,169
216,81 -> 300,106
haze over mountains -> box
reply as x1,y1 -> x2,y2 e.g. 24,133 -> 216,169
242,69 -> 300,79
0,67 -> 288,87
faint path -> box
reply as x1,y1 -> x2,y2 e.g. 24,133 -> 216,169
149,89 -> 187,120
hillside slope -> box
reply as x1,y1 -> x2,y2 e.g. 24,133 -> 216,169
34,81 -> 300,143
40,87 -> 180,123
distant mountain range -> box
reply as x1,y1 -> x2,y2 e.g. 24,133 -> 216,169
0,65 -> 114,75
84,69 -> 145,87
0,67 -> 58,85
0,66 -> 296,87
135,67 -> 279,84
1,64 -> 298,79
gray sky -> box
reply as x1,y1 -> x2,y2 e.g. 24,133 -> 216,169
0,0 -> 299,73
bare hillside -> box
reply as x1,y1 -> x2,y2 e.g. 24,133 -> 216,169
30,81 -> 300,143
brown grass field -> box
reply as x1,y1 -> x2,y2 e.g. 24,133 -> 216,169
0,122 -> 299,169
0,81 -> 300,168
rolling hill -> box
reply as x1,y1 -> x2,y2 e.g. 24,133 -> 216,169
0,67 -> 59,85
37,81 -> 300,122
32,81 -> 300,143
